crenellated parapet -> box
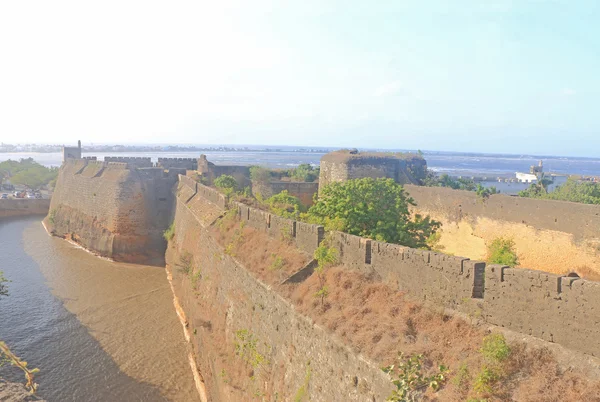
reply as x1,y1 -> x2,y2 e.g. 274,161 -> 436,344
104,156 -> 153,168
174,175 -> 600,358
157,157 -> 198,170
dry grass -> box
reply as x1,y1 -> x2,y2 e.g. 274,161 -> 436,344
212,212 -> 309,284
207,214 -> 600,401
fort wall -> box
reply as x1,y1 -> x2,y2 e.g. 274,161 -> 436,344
319,151 -> 426,192
251,180 -> 319,206
404,184 -> 600,275
0,199 -> 51,219
179,180 -> 600,359
169,179 -> 392,401
103,156 -> 153,168
45,159 -> 178,265
157,157 -> 198,170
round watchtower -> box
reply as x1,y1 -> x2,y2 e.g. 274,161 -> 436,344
318,150 -> 427,192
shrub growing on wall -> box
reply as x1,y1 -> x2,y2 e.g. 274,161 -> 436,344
305,178 -> 440,248
487,238 -> 519,267
265,190 -> 303,219
214,175 -> 238,195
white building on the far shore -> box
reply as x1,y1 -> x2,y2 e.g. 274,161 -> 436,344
516,172 -> 538,183
516,160 -> 544,183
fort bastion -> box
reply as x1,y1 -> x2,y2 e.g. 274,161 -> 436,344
40,145 -> 600,400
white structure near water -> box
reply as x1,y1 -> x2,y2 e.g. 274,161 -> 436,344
516,160 -> 544,183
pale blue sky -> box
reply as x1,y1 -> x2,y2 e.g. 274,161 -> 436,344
0,0 -> 598,156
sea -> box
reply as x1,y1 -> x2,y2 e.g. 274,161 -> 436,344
2,149 -> 600,195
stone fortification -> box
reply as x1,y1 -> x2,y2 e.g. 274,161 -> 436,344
164,177 -> 600,402
157,158 -> 198,170
196,155 -> 250,188
169,178 -> 391,400
0,199 -> 50,219
103,156 -> 153,168
319,150 -> 426,192
45,159 -> 178,265
404,184 -> 600,275
177,178 -> 600,359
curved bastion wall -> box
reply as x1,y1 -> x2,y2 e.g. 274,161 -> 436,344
405,184 -> 600,276
44,159 -> 180,265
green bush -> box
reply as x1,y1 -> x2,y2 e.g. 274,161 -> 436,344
163,223 -> 175,241
265,190 -> 303,219
214,175 -> 238,195
269,254 -> 285,271
305,178 -> 440,248
480,333 -> 511,363
476,184 -> 499,199
249,166 -> 272,183
487,238 -> 519,267
0,158 -> 58,189
290,164 -> 319,182
520,177 -> 600,205
382,353 -> 448,401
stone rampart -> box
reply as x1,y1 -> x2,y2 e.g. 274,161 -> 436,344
190,185 -> 600,358
251,180 -> 319,206
104,156 -> 153,168
0,199 -> 51,219
157,158 -> 198,170
483,266 -> 600,357
169,187 -> 392,401
319,151 -> 426,192
196,182 -> 227,210
404,184 -> 600,275
45,159 -> 177,264
230,201 -> 324,255
326,229 -> 600,357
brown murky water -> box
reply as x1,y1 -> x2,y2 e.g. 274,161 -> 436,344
0,217 -> 198,401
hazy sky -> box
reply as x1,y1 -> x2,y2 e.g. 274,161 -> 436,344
0,1 -> 598,155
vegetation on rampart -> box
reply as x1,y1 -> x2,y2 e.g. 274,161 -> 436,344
487,238 -> 519,267
0,158 -> 58,189
163,223 -> 175,241
179,194 -> 600,401
264,190 -> 303,219
305,178 -> 440,248
214,174 -> 238,196
520,177 -> 600,205
250,164 -> 319,184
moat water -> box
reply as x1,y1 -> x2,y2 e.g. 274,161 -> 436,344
0,217 -> 198,401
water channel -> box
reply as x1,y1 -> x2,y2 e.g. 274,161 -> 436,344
0,217 -> 197,401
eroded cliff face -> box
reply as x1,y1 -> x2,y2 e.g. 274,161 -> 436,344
44,160 -> 177,265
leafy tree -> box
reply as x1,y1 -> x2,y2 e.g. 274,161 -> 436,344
265,190 -> 303,219
249,166 -> 272,183
305,178 -> 440,248
214,175 -> 238,195
520,177 -> 600,205
0,158 -> 57,189
476,184 -> 499,199
487,238 -> 519,267
290,164 -> 319,182
423,172 -> 477,191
